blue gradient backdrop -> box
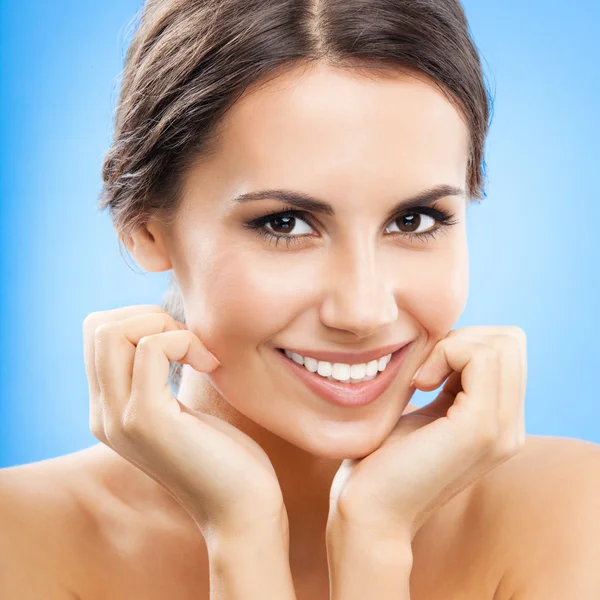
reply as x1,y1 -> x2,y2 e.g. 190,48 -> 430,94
1,1 -> 599,467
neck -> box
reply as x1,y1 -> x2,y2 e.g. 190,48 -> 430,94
177,365 -> 341,572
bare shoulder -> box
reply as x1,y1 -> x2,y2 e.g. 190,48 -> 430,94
469,434 -> 600,599
0,450 -> 99,599
1,445 -> 211,600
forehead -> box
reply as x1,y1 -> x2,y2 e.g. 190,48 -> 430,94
187,62 -> 470,205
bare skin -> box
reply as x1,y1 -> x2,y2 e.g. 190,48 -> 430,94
3,62 -> 600,598
0,403 -> 446,600
2,429 -> 597,599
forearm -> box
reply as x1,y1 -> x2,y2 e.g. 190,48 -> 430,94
206,516 -> 297,600
326,519 -> 413,600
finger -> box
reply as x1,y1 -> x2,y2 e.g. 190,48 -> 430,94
94,312 -> 188,423
125,329 -> 220,425
504,327 -> 527,443
83,305 -> 170,396
452,327 -> 527,448
516,330 -> 527,443
382,341 -> 501,530
412,370 -> 462,420
83,305 -> 170,441
415,337 -> 501,442
488,331 -> 526,449
449,326 -> 527,409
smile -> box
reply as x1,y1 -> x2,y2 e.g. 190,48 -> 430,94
275,342 -> 413,408
280,349 -> 393,384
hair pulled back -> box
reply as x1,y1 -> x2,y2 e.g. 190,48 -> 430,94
99,0 -> 493,391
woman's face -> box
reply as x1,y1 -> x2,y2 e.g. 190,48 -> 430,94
139,62 -> 471,459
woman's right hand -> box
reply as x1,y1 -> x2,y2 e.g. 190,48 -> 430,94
82,305 -> 286,539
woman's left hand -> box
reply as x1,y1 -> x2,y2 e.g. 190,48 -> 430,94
327,326 -> 527,541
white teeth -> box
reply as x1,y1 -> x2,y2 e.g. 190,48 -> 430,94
291,352 -> 304,365
328,374 -> 377,384
303,356 -> 318,372
283,349 -> 393,383
317,361 -> 332,377
350,363 -> 366,379
332,363 -> 350,381
366,360 -> 379,376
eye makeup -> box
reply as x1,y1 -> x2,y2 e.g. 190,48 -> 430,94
243,201 -> 459,248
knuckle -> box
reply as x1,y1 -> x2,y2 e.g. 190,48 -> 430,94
491,333 -> 522,360
507,326 -> 527,344
508,325 -> 525,337
83,312 -> 104,337
135,334 -> 156,353
93,321 -> 121,342
475,343 -> 500,366
445,328 -> 464,339
504,335 -> 522,353
435,336 -> 454,358
140,304 -> 169,314
84,306 -> 171,336
103,420 -> 123,446
119,410 -> 147,442
157,312 -> 184,331
103,417 -> 130,445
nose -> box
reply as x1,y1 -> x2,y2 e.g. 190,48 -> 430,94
319,245 -> 398,339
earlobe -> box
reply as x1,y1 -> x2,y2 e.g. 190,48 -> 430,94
123,223 -> 173,273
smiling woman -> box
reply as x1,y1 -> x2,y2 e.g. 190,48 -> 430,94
144,59 -> 474,461
2,0 -> 600,599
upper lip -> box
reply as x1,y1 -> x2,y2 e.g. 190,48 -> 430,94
278,341 -> 411,365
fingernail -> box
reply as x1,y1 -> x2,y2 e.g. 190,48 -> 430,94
207,350 -> 221,367
410,365 -> 423,386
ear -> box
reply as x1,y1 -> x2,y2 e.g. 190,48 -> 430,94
122,220 -> 173,272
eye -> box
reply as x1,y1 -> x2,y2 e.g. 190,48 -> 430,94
244,203 -> 458,248
263,214 -> 314,236
384,212 -> 437,236
243,208 -> 318,248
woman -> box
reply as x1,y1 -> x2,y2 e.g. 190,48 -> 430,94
2,0 -> 599,598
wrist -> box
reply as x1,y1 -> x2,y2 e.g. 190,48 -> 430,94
190,499 -> 288,540
207,505 -> 290,553
326,515 -> 413,566
327,503 -> 414,545
209,522 -> 290,564
207,512 -> 296,600
326,517 -> 413,600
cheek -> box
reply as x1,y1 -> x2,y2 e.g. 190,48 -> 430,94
185,251 -> 318,355
182,235 -> 468,357
409,242 -> 469,339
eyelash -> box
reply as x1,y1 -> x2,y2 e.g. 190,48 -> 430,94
244,202 -> 459,249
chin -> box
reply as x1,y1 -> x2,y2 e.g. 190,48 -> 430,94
302,439 -> 384,461
284,420 -> 389,460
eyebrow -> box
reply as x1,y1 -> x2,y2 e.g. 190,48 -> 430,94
230,184 -> 465,217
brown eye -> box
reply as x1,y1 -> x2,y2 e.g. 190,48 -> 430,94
265,214 -> 313,236
385,213 -> 436,235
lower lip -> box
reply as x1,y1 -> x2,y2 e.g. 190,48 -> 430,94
275,343 -> 413,408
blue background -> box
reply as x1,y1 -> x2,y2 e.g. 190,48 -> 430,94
1,0 -> 598,468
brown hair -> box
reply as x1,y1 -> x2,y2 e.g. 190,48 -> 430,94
98,0 -> 493,393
